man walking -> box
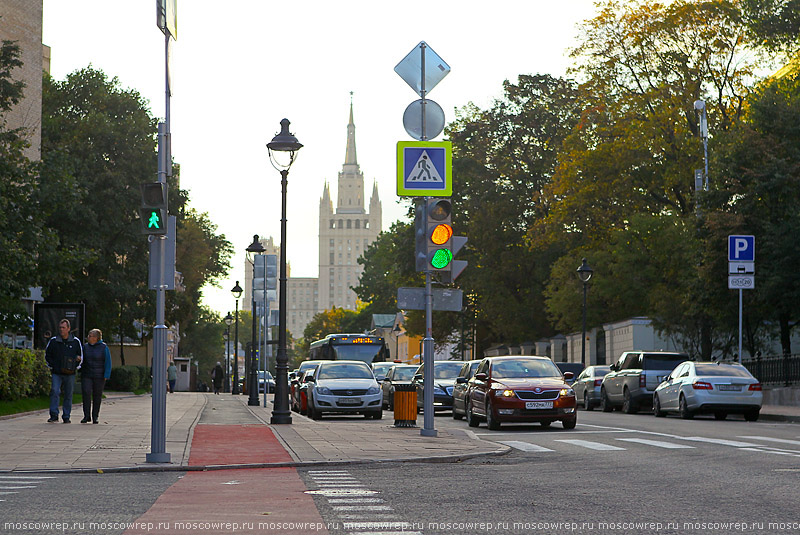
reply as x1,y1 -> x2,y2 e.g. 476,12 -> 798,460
44,319 -> 83,423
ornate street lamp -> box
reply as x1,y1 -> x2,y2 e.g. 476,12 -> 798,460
576,258 -> 594,367
267,118 -> 303,424
231,281 -> 243,394
246,235 -> 266,406
223,312 -> 233,392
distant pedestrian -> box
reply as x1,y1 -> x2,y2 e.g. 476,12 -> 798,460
80,329 -> 111,424
167,361 -> 178,393
211,362 -> 224,394
44,319 -> 83,423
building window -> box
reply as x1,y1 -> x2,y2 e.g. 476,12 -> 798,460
338,219 -> 343,229
329,253 -> 334,264
365,221 -> 369,229
347,220 -> 352,229
330,220 -> 334,229
355,219 -> 360,229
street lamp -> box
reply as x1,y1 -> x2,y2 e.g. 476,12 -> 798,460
576,258 -> 594,367
246,235 -> 266,406
231,281 -> 243,394
223,312 -> 233,392
694,99 -> 709,191
267,118 -> 303,425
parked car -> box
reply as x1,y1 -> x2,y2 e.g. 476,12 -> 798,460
291,360 -> 323,413
572,365 -> 611,410
381,364 -> 418,410
466,356 -> 577,430
371,362 -> 395,383
452,360 -> 482,420
257,371 -> 276,393
555,362 -> 585,385
601,351 -> 688,414
653,361 -> 762,421
295,369 -> 316,415
413,360 -> 463,412
306,360 -> 383,420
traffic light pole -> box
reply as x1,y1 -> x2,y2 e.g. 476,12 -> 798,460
421,269 -> 436,437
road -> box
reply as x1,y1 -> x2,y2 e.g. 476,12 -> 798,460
299,408 -> 800,535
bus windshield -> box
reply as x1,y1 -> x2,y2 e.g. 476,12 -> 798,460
332,343 -> 384,364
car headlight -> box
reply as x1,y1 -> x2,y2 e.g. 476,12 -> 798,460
316,386 -> 332,396
494,389 -> 515,397
560,388 -> 575,397
366,386 -> 380,395
433,386 -> 446,395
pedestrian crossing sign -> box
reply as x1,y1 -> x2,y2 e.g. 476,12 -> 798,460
397,140 -> 452,197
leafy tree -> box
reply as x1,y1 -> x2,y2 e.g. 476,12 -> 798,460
741,0 -> 800,52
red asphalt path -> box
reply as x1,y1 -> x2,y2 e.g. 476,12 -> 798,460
124,425 -> 330,535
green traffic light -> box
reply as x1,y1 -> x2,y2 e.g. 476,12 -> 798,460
148,211 -> 163,229
430,248 -> 453,269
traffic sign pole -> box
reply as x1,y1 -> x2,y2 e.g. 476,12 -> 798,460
728,235 -> 755,364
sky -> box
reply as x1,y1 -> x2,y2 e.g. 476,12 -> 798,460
41,0 -> 599,316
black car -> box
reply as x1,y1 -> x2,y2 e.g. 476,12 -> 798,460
413,361 -> 463,412
452,360 -> 482,420
555,362 -> 585,386
381,365 -> 419,410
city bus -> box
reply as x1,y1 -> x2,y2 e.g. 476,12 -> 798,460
308,334 -> 389,365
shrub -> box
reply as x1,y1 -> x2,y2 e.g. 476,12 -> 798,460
106,365 -> 143,392
0,348 -> 49,401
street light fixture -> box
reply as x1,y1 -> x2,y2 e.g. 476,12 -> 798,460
576,258 -> 594,368
246,235 -> 266,406
267,118 -> 303,425
223,312 -> 233,392
231,281 -> 243,394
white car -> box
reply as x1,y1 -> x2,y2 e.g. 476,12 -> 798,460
306,360 -> 383,420
653,361 -> 762,421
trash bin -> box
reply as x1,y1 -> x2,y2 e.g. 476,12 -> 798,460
393,383 -> 418,428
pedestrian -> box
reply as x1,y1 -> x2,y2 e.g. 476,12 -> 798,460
44,319 -> 83,423
211,362 -> 224,394
167,361 -> 177,393
80,329 -> 111,424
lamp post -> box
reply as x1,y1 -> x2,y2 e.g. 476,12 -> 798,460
246,235 -> 266,406
231,281 -> 243,394
694,99 -> 709,191
223,312 -> 233,392
267,118 -> 303,425
576,258 -> 594,367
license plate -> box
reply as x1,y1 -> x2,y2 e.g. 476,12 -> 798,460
338,398 -> 361,405
717,384 -> 741,391
525,401 -> 554,409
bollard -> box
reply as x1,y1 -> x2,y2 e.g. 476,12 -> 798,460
393,383 -> 418,428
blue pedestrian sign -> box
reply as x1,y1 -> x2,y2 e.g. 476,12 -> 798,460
397,141 -> 452,197
728,235 -> 755,262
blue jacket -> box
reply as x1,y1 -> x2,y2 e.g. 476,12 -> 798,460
45,335 -> 83,375
82,340 -> 112,379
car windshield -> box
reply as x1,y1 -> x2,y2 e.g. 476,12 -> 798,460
332,343 -> 384,363
372,364 -> 393,375
257,371 -> 273,379
492,358 -> 562,379
643,354 -> 687,370
393,367 -> 418,381
593,366 -> 610,377
433,362 -> 463,379
695,364 -> 754,378
318,362 -> 374,380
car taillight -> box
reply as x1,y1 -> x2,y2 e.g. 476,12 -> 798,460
749,383 -> 762,391
594,379 -> 602,387
639,375 -> 646,388
692,381 -> 713,390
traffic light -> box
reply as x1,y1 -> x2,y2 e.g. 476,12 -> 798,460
414,201 -> 428,272
139,182 -> 168,235
424,197 -> 467,283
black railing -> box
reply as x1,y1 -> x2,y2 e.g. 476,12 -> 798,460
742,353 -> 800,386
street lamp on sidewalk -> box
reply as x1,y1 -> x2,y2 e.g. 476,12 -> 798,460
223,312 -> 233,392
267,118 -> 303,425
231,281 -> 243,394
246,235 -> 266,406
576,258 -> 594,367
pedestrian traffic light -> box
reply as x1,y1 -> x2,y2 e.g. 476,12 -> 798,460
139,182 -> 168,235
414,201 -> 428,272
424,197 -> 467,283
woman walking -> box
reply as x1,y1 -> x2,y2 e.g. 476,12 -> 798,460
81,329 -> 111,424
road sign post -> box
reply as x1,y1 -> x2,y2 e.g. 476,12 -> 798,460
728,235 -> 755,364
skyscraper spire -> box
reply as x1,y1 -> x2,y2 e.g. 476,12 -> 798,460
344,91 -> 357,166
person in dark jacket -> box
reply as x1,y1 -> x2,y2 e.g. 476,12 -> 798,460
211,362 -> 224,394
81,329 -> 112,424
44,319 -> 83,423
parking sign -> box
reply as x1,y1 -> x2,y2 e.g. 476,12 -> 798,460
728,235 -> 755,262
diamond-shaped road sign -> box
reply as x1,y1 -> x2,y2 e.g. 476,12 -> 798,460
394,41 -> 450,97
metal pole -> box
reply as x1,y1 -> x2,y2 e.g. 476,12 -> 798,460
224,329 -> 230,393
248,290 -> 259,406
271,169 -> 292,424
233,299 -> 239,394
263,292 -> 270,407
738,289 -> 743,364
581,282 -> 588,367
420,42 -> 427,142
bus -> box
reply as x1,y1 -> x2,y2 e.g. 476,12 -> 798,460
308,334 -> 389,365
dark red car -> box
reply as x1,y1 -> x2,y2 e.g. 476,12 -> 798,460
291,360 -> 323,414
466,356 -> 577,430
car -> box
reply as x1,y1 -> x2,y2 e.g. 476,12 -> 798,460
257,370 -> 276,393
465,356 -> 577,430
306,360 -> 383,420
600,351 -> 688,414
555,362 -> 585,385
451,360 -> 482,420
572,365 -> 611,410
381,364 -> 418,410
295,369 -> 317,415
371,362 -> 395,383
653,361 -> 762,421
291,360 -> 324,413
412,360 -> 463,412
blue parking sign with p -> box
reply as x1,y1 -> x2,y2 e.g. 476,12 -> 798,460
728,235 -> 755,262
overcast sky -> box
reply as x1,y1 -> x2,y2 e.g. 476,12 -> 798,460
42,0 -> 599,315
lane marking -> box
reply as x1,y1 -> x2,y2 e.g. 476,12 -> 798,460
344,522 -> 413,529
738,436 -> 800,447
304,489 -> 378,496
0,486 -> 36,490
0,476 -> 56,480
497,441 -> 554,452
555,439 -> 625,451
739,448 -> 798,456
683,437 -> 761,448
617,438 -> 695,449
349,532 -> 422,535
327,498 -> 385,504
332,505 -> 393,511
314,483 -> 366,487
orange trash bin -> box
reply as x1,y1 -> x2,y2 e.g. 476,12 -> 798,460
393,383 -> 418,427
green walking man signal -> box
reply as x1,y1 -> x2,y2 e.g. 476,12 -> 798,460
139,182 -> 168,235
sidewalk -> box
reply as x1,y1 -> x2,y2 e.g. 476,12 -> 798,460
0,392 -> 507,472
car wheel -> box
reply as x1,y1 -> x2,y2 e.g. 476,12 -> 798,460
744,409 -> 760,422
600,388 -> 613,412
622,388 -> 638,414
388,394 -> 394,412
679,394 -> 693,420
583,393 -> 593,411
486,401 -> 501,431
466,399 -> 480,428
372,410 -> 383,420
653,394 -> 666,417
562,416 -> 577,430
540,421 -> 551,428
452,403 -> 464,420
714,412 -> 728,420
308,397 -> 322,420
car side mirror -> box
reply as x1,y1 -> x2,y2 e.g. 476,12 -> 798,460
382,377 -> 391,382
414,374 -> 422,382
474,372 -> 488,381
456,377 -> 467,384
305,377 -> 315,383
563,371 -> 574,381
610,364 -> 618,372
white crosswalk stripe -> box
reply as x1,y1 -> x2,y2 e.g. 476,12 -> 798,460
0,475 -> 56,502
555,439 -> 626,451
738,436 -> 800,447
497,440 -> 554,452
617,438 -> 695,449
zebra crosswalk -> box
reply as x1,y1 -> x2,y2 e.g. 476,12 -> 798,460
0,475 -> 56,502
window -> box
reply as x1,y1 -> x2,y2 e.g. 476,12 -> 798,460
338,219 -> 343,229
347,220 -> 352,229
355,220 -> 360,229
330,220 -> 335,229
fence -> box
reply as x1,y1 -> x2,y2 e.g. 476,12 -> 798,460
742,353 -> 800,386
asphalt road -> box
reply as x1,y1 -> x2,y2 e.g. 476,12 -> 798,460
301,408 -> 800,535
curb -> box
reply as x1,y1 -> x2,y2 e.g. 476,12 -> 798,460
758,413 -> 800,424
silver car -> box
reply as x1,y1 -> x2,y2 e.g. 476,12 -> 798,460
652,361 -> 762,421
306,360 -> 383,420
572,365 -> 610,410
